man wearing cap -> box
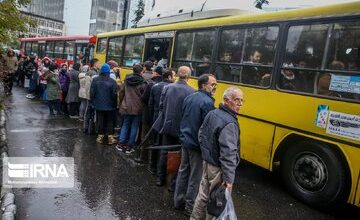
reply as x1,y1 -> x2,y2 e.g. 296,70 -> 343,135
90,64 -> 118,145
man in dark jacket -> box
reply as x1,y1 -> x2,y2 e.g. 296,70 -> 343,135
191,87 -> 244,220
136,66 -> 164,163
117,64 -> 147,154
174,74 -> 217,215
152,66 -> 195,186
90,64 -> 117,145
148,68 -> 176,174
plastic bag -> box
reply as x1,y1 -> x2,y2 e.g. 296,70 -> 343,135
216,189 -> 237,220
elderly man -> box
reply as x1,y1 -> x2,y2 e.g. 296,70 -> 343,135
153,66 -> 195,187
174,74 -> 217,215
191,87 -> 244,220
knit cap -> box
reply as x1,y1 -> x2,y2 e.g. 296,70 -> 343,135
100,63 -> 110,75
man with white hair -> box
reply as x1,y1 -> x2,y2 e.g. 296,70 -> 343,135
152,65 -> 195,187
191,87 -> 244,220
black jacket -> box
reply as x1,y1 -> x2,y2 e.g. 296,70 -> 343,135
198,104 -> 240,184
141,75 -> 163,126
179,90 -> 215,151
152,80 -> 195,137
148,79 -> 171,125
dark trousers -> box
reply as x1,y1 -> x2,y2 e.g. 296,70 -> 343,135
4,74 -> 13,94
60,91 -> 69,115
96,110 -> 115,135
157,134 -> 179,181
69,102 -> 80,116
83,104 -> 95,134
48,99 -> 61,114
149,132 -> 162,172
174,147 -> 203,210
135,123 -> 150,162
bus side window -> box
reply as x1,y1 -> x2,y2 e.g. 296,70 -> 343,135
241,26 -> 278,87
173,30 -> 215,76
279,24 -> 330,93
123,35 -> 144,67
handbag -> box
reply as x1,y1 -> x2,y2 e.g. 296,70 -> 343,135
166,150 -> 181,174
207,184 -> 227,217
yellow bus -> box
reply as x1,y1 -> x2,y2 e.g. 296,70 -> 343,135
94,2 -> 360,208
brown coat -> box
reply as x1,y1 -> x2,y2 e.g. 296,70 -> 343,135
3,54 -> 18,73
119,73 -> 147,115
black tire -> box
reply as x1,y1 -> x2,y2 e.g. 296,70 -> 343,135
280,141 -> 350,209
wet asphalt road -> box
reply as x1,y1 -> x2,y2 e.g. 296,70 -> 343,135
4,87 -> 360,220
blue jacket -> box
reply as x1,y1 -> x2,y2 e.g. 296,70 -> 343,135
90,75 -> 117,111
179,90 -> 215,151
198,104 -> 240,184
153,80 -> 195,138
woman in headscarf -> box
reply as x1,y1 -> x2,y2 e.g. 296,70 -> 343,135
66,63 -> 81,118
78,65 -> 90,120
58,63 -> 70,115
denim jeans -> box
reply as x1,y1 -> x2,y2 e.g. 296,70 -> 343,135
79,98 -> 87,119
119,115 -> 141,146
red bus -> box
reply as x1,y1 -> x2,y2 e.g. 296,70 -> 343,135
20,35 -> 96,65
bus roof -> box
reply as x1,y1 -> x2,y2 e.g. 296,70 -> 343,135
20,35 -> 93,42
97,1 -> 360,38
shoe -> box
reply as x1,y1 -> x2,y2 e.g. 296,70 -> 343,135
26,94 -> 35,99
69,115 -> 79,119
107,135 -> 118,145
125,147 -> 135,154
78,117 -> 84,122
184,207 -> 193,217
168,186 -> 175,192
96,135 -> 105,144
147,167 -> 156,175
134,157 -> 144,163
156,178 -> 165,187
115,144 -> 125,152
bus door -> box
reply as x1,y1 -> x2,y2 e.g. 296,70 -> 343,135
144,31 -> 175,68
38,41 -> 45,58
75,39 -> 90,64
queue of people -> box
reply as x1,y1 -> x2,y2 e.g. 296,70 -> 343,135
1,48 -> 244,219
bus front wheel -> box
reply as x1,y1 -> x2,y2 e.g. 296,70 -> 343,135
281,141 -> 349,208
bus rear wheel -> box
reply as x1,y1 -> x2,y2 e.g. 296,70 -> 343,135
280,141 -> 349,209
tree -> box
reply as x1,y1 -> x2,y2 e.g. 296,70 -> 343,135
0,0 -> 36,44
131,0 -> 144,28
254,0 -> 269,9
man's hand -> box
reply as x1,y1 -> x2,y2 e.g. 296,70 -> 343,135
223,182 -> 233,189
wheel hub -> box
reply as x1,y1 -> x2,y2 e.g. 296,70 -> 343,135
293,153 -> 328,191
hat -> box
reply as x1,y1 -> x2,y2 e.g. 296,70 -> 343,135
107,60 -> 119,69
154,66 -> 163,75
100,63 -> 110,75
73,63 -> 81,71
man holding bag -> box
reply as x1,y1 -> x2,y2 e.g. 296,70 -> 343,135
191,87 -> 244,220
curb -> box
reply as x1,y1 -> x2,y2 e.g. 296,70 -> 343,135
0,110 -> 16,220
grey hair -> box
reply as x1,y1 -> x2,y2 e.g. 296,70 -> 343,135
177,66 -> 191,79
223,87 -> 241,100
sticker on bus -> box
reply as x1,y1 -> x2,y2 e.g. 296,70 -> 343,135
326,111 -> 360,141
329,75 -> 360,94
315,105 -> 329,129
